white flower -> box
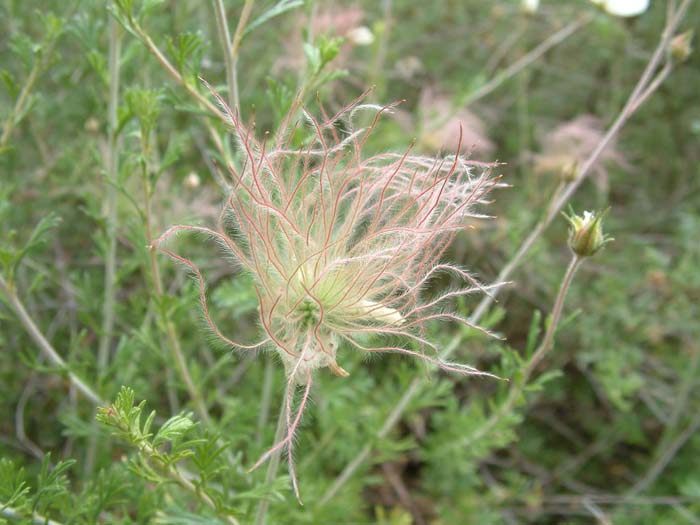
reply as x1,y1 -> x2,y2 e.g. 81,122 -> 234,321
346,26 -> 374,46
591,0 -> 650,17
522,0 -> 539,13
183,172 -> 201,189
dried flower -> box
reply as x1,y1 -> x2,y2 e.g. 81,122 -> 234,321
153,87 -> 499,500
415,87 -> 494,156
534,115 -> 628,191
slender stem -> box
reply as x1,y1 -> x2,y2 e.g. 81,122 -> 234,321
630,413 -> 700,496
130,23 -> 228,123
86,18 -> 123,475
136,439 -> 241,525
423,17 -> 590,137
630,345 -> 700,494
462,16 -> 590,107
0,6 -> 68,148
525,256 -> 582,375
319,0 -> 692,502
127,20 -> 232,169
256,357 -> 275,444
230,0 -> 255,111
139,137 -> 212,428
0,63 -> 40,148
0,275 -> 104,405
459,256 -> 583,447
255,388 -> 289,525
212,0 -> 236,110
97,15 -> 122,377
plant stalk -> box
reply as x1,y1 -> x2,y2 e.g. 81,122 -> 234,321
255,388 -> 289,525
86,17 -> 122,475
139,136 -> 212,428
0,275 -> 104,405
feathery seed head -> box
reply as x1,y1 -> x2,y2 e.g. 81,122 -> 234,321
153,87 -> 500,500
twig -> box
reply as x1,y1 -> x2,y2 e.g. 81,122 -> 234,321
0,275 -> 104,405
15,371 -> 45,459
424,16 -> 590,136
630,400 -> 700,494
629,345 -> 700,494
461,16 -> 591,108
97,17 -> 122,387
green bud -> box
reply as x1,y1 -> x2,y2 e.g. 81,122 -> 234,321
565,209 -> 612,257
671,30 -> 693,63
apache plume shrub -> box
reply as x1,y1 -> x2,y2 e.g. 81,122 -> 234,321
153,89 -> 499,499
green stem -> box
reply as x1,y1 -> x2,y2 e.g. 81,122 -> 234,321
230,0 -> 255,111
0,275 -> 103,405
86,17 -> 123,475
254,389 -> 289,525
256,357 -> 275,444
139,136 -> 211,428
212,0 -> 236,110
134,438 -> 241,525
130,23 -> 228,123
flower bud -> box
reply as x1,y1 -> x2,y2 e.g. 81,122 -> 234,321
671,30 -> 693,63
565,210 -> 612,257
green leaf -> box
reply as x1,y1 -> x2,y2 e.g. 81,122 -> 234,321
0,70 -> 19,99
8,213 -> 61,279
0,459 -> 29,511
153,414 -> 196,447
